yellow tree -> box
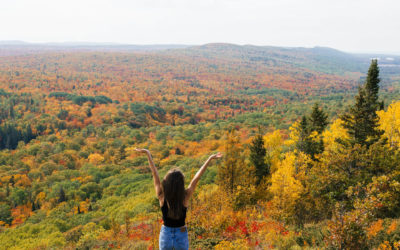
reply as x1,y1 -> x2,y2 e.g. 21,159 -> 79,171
377,101 -> 400,149
264,129 -> 284,173
269,152 -> 303,222
322,118 -> 350,154
88,153 -> 104,165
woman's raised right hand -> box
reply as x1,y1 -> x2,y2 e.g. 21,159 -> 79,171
210,152 -> 223,159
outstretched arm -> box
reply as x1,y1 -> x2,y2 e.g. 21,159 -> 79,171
135,149 -> 163,199
186,152 -> 222,201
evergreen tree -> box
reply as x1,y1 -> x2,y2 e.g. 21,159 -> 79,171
23,124 -> 34,143
9,105 -> 14,119
249,130 -> 269,185
297,116 -> 311,153
309,103 -> 328,134
9,175 -> 15,187
86,108 -> 92,117
296,109 -> 326,160
309,103 -> 328,157
342,59 -> 383,147
58,188 -> 66,203
0,203 -> 12,225
365,59 -> 380,106
31,201 -> 36,211
175,147 -> 182,155
0,123 -> 36,149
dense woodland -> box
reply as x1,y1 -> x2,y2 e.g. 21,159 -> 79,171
0,44 -> 400,249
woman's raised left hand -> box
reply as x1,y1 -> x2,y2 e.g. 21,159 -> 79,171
135,148 -> 150,154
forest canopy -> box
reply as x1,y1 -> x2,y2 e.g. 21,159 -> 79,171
0,45 -> 400,249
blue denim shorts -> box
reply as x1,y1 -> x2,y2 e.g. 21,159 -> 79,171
159,225 -> 189,250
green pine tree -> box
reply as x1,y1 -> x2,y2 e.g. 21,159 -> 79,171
365,59 -> 380,106
249,130 -> 269,185
342,59 -> 383,147
297,105 -> 327,160
309,103 -> 328,134
58,187 -> 66,203
297,116 -> 311,153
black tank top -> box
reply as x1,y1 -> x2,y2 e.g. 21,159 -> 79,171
161,201 -> 187,227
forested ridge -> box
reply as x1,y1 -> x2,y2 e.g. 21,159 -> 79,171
0,44 -> 400,249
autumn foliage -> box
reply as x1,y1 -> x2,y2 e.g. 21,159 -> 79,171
0,46 -> 400,249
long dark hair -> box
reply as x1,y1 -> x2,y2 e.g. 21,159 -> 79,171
162,168 -> 185,220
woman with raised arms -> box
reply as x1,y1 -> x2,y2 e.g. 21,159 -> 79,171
135,148 -> 222,250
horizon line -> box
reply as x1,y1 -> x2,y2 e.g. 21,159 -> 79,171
1,40 -> 400,56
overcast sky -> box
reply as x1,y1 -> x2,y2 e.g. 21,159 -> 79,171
1,0 -> 399,53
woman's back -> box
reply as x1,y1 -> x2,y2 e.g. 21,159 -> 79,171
161,202 -> 187,227
160,198 -> 189,250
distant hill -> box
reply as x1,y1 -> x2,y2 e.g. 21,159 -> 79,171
0,41 -> 191,55
163,43 -> 400,76
1,41 -> 399,83
0,40 -> 30,45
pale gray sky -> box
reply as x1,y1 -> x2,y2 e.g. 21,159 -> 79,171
1,0 -> 399,53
